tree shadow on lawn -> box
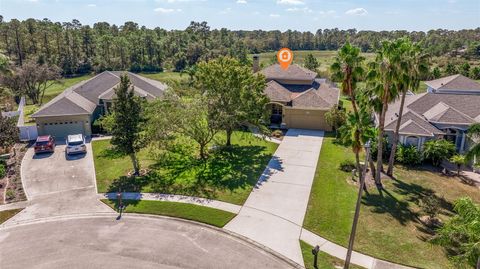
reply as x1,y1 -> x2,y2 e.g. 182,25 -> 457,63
361,187 -> 415,226
106,144 -> 274,200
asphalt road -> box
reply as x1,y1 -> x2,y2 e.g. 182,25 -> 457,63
0,215 -> 295,269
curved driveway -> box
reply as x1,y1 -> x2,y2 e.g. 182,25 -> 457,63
0,215 -> 295,269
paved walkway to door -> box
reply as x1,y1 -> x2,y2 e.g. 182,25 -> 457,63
225,129 -> 324,266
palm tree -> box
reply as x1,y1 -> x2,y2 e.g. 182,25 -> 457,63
331,42 -> 365,176
386,40 -> 430,176
466,123 -> 480,162
366,39 -> 404,186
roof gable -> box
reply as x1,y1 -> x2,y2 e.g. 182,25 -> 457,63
425,74 -> 480,92
32,97 -> 90,117
291,89 -> 331,109
264,80 -> 292,102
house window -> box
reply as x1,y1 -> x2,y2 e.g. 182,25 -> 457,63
405,136 -> 419,147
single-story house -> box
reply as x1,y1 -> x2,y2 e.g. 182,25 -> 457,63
32,71 -> 167,139
256,58 -> 340,130
384,74 -> 480,153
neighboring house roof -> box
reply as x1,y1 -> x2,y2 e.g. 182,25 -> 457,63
425,74 -> 480,92
32,71 -> 167,118
261,64 -> 317,82
384,75 -> 480,137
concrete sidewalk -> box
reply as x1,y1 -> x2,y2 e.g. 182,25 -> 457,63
225,129 -> 324,266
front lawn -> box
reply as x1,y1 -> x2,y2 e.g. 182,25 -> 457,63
0,208 -> 23,224
303,133 -> 480,269
93,131 -> 278,205
101,199 -> 235,227
300,240 -> 364,269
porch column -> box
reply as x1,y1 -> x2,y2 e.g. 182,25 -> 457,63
460,132 -> 466,153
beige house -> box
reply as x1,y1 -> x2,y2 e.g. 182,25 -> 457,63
32,71 -> 167,139
258,61 -> 340,130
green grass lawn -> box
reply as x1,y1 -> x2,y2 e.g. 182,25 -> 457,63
139,72 -> 185,83
0,208 -> 23,224
102,199 -> 236,227
303,133 -> 480,269
252,50 -> 375,72
93,131 -> 278,205
300,240 -> 364,269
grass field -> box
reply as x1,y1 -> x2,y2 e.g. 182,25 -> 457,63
303,133 -> 480,269
300,240 -> 364,269
0,208 -> 23,224
93,131 -> 278,205
251,50 -> 375,72
102,199 -> 236,227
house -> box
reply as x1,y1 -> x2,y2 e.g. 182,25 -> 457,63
384,74 -> 480,152
32,71 -> 167,139
257,59 -> 340,130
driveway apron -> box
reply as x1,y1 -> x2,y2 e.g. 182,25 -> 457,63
7,142 -> 112,224
225,129 -> 324,266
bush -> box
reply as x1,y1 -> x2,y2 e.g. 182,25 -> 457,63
0,162 -> 5,179
5,189 -> 15,200
395,144 -> 422,165
420,195 -> 441,219
423,139 -> 456,166
271,129 -> 283,138
339,159 -> 356,172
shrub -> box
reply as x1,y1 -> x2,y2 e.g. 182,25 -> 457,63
325,106 -> 346,132
0,162 -> 5,178
423,139 -> 456,166
339,159 -> 356,172
395,144 -> 422,165
5,189 -> 15,200
271,129 -> 283,138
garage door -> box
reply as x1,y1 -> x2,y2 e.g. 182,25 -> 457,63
286,109 -> 331,130
42,121 -> 85,140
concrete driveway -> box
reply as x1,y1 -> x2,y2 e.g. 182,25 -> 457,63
0,215 -> 295,269
10,142 -> 112,223
225,129 -> 324,267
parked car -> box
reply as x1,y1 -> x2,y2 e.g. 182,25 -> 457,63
34,135 -> 55,154
66,134 -> 87,155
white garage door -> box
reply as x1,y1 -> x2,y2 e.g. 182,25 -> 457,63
42,121 -> 85,140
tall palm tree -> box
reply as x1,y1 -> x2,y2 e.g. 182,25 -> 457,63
466,123 -> 480,162
331,42 -> 365,176
386,40 -> 429,176
366,39 -> 404,186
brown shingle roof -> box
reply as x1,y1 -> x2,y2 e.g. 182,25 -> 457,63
385,111 -> 444,136
264,80 -> 292,102
261,64 -> 317,82
425,74 -> 480,92
408,93 -> 480,119
291,88 -> 332,109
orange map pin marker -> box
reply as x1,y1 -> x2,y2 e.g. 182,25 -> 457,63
277,48 -> 293,70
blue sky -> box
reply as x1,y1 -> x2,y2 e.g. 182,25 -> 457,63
1,0 -> 479,31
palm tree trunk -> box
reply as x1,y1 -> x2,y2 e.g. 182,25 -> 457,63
375,95 -> 389,186
354,151 -> 362,179
387,90 -> 407,176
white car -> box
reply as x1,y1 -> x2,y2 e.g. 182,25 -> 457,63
66,134 -> 87,155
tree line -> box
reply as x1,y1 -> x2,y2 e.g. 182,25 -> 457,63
1,16 -> 479,76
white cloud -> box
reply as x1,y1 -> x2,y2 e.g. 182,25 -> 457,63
277,0 -> 304,5
345,8 -> 368,16
236,0 -> 247,4
87,4 -> 96,7
269,14 -> 280,18
154,7 -> 182,13
286,7 -> 312,13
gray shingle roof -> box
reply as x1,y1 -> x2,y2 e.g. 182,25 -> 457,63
385,111 -> 444,136
33,71 -> 167,118
261,64 -> 317,82
425,74 -> 480,92
408,93 -> 480,119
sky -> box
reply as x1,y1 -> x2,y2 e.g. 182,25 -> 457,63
1,0 -> 479,32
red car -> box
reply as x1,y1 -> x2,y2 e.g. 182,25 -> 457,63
34,135 -> 55,154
